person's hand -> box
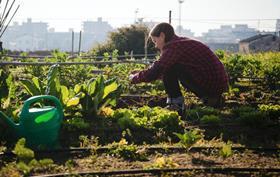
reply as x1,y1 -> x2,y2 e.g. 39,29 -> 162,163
129,73 -> 136,80
129,73 -> 139,84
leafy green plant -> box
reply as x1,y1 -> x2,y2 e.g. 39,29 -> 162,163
215,49 -> 225,60
105,63 -> 146,94
219,141 -> 233,158
63,117 -> 90,131
28,158 -> 55,173
16,161 -> 31,175
174,129 -> 203,148
21,64 -> 79,109
79,135 -> 99,148
0,66 -> 18,117
258,104 -> 280,120
21,64 -> 60,97
200,115 -> 221,125
223,54 -> 248,84
114,109 -> 136,129
1,139 -> 56,176
186,106 -> 219,121
264,65 -> 280,90
108,138 -> 147,161
112,106 -> 182,133
224,86 -> 240,98
146,156 -> 179,169
1,81 -> 17,121
65,159 -> 77,172
0,162 -> 22,177
47,49 -> 68,63
77,75 -> 121,118
12,138 -> 34,163
0,67 -> 10,102
79,135 -> 99,164
243,57 -> 262,80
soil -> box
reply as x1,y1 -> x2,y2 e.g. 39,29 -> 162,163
30,147 -> 280,176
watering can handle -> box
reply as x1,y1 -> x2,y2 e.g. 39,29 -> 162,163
21,95 -> 63,118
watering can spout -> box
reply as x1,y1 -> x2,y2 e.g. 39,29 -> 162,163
0,111 -> 18,130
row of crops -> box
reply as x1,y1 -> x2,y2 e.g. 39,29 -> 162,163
0,51 -> 279,176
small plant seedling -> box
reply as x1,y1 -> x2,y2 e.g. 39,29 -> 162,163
219,141 -> 233,158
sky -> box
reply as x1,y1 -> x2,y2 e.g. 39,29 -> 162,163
6,0 -> 280,36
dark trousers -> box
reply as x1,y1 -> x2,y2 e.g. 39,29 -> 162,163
162,64 -> 222,107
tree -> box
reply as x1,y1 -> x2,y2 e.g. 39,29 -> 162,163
91,24 -> 156,56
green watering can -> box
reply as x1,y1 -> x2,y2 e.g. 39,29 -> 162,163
0,95 -> 63,148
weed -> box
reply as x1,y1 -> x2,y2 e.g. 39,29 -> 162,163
146,156 -> 179,169
79,135 -> 99,148
108,138 -> 147,161
64,117 -> 90,131
12,138 -> 34,163
65,159 -> 77,172
219,141 -> 233,158
174,129 -> 203,149
0,162 -> 22,177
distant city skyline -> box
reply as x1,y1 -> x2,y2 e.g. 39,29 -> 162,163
5,16 -> 274,52
11,0 -> 280,36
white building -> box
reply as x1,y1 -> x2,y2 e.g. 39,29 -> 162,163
276,19 -> 280,35
201,24 -> 258,43
2,18 -> 113,51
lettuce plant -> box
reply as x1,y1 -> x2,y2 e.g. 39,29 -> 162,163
77,75 -> 121,118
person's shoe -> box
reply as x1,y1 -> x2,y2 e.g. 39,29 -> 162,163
165,103 -> 186,117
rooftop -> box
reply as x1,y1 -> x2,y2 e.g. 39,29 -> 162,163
239,34 -> 275,43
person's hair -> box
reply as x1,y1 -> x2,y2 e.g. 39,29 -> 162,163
149,22 -> 175,43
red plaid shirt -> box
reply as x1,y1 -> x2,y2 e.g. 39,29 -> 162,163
132,35 -> 229,95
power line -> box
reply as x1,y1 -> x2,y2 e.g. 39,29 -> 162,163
13,17 -> 279,21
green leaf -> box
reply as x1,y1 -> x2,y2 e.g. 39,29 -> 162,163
74,84 -> 81,94
220,142 -> 233,158
47,64 -> 59,84
21,79 -> 41,96
46,64 -> 60,95
60,85 -> 69,104
66,97 -> 80,107
97,76 -> 105,101
31,77 -> 41,93
103,82 -> 118,99
88,79 -> 97,96
46,65 -> 61,96
55,77 -> 61,93
3,97 -> 10,109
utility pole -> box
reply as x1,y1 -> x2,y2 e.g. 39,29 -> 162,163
257,19 -> 261,34
78,30 -> 82,56
134,8 -> 139,24
178,0 -> 185,35
169,10 -> 172,24
71,30 -> 74,56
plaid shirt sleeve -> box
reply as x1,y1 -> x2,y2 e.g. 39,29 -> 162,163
131,47 -> 178,84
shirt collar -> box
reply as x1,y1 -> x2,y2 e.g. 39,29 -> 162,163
163,35 -> 179,49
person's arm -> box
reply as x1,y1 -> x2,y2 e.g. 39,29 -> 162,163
131,47 -> 177,84
131,60 -> 161,84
